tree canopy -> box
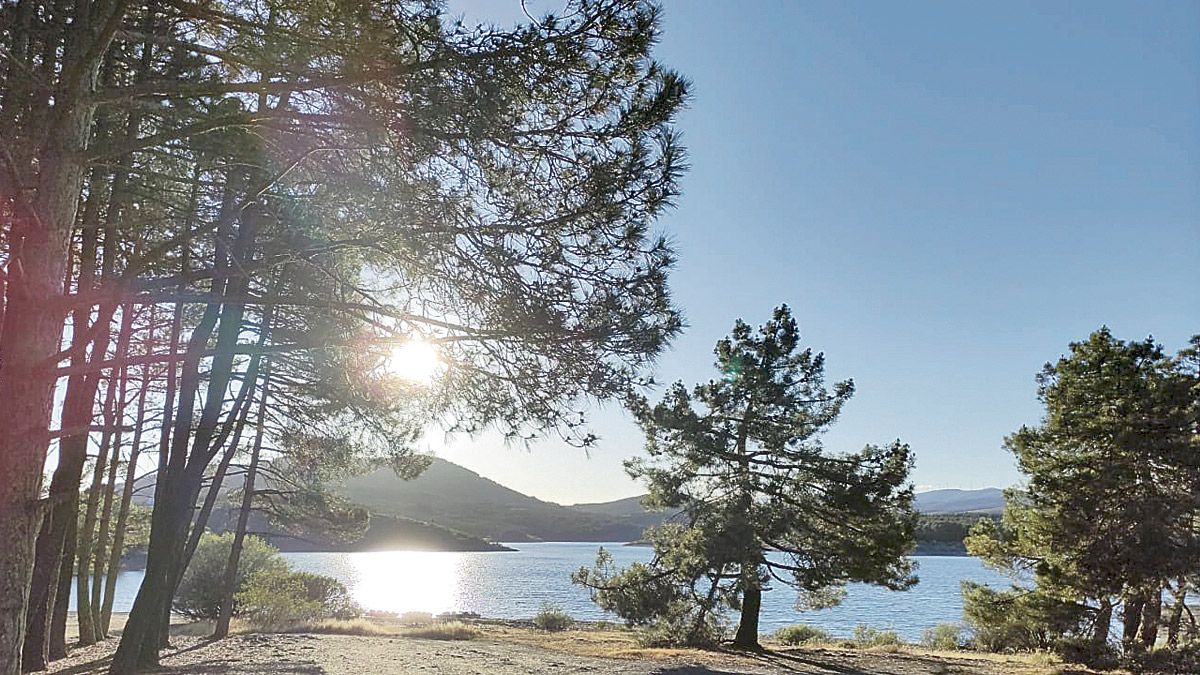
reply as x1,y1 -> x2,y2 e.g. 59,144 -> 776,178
575,305 -> 917,648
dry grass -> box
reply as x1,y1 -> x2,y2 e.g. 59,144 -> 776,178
399,621 -> 480,641
271,618 -> 402,636
147,613 -> 1115,675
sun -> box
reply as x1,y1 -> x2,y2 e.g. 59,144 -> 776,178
385,339 -> 441,384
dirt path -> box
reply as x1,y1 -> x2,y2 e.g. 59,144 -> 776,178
44,631 -> 1092,675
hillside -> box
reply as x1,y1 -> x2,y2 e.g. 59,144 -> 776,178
913,488 -> 1005,514
338,459 -> 658,542
337,459 -> 1006,548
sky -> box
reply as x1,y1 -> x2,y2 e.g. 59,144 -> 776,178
431,0 -> 1200,505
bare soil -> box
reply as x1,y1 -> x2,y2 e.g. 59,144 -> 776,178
45,617 -> 1106,675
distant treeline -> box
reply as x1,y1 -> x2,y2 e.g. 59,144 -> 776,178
915,513 -> 999,549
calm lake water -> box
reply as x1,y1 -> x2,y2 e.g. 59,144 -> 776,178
76,542 -> 1009,640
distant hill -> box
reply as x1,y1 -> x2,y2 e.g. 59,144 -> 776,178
136,456 -> 1008,551
130,466 -> 510,552
913,488 -> 1005,514
338,458 -> 662,542
338,460 -> 1008,544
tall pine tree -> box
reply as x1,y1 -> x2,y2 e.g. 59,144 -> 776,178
576,305 -> 917,648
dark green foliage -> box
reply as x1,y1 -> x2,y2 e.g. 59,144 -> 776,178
961,582 -> 1086,652
236,570 -> 361,626
774,624 -> 832,646
920,623 -> 965,651
575,306 -> 917,648
965,329 -> 1200,655
916,514 -> 996,548
174,534 -> 287,620
572,545 -> 724,647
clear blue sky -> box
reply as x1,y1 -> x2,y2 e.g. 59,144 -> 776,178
437,0 -> 1200,504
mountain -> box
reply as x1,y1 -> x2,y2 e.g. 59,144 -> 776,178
338,458 -> 661,542
913,488 -> 1005,514
338,460 -> 1008,544
137,456 -> 1006,552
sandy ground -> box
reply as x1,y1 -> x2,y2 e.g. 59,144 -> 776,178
43,617 -> 1102,675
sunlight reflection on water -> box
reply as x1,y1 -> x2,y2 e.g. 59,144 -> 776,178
282,543 -> 1011,639
73,543 -> 1011,640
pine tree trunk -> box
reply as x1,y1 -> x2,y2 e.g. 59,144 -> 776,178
1167,579 -> 1187,648
111,182 -> 255,672
0,0 -> 125,650
1093,598 -> 1112,646
75,400 -> 116,648
733,585 -> 762,650
215,362 -> 272,639
1139,589 -> 1162,648
47,511 -> 75,661
17,173 -> 111,671
101,354 -> 152,636
90,360 -> 128,640
1123,593 -> 1146,650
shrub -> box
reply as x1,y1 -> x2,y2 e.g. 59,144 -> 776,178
236,569 -> 361,626
635,606 -> 723,648
292,571 -> 360,620
920,623 -> 964,651
1053,636 -> 1119,669
401,621 -> 479,640
1122,642 -> 1200,673
572,549 -> 725,648
961,582 -> 1085,653
852,625 -> 904,649
775,624 -> 833,646
399,611 -> 434,624
533,603 -> 574,632
174,533 -> 287,620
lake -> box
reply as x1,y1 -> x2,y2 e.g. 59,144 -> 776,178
77,543 -> 1010,641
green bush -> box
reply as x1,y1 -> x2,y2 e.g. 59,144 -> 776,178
1053,636 -> 1119,670
236,569 -> 361,626
533,603 -> 573,632
173,533 -> 287,620
775,624 -> 832,646
1122,642 -> 1200,673
920,623 -> 964,651
572,549 -> 725,648
634,603 -> 724,648
236,570 -> 324,625
852,625 -> 904,648
961,582 -> 1085,653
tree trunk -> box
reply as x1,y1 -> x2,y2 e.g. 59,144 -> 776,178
111,181 -> 254,672
1139,589 -> 1162,649
18,173 -> 112,671
47,510 -> 75,662
101,354 -> 152,636
1093,598 -> 1112,646
90,360 -> 129,640
1123,593 -> 1146,650
1167,579 -> 1187,648
215,361 -> 272,639
733,585 -> 762,650
75,390 -> 117,648
1,0 -> 123,660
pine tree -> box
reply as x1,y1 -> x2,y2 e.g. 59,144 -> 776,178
576,305 -> 917,649
965,328 -> 1200,654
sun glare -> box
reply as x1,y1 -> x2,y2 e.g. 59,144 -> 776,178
385,340 -> 441,384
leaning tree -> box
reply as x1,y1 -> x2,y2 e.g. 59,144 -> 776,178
575,305 -> 917,648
